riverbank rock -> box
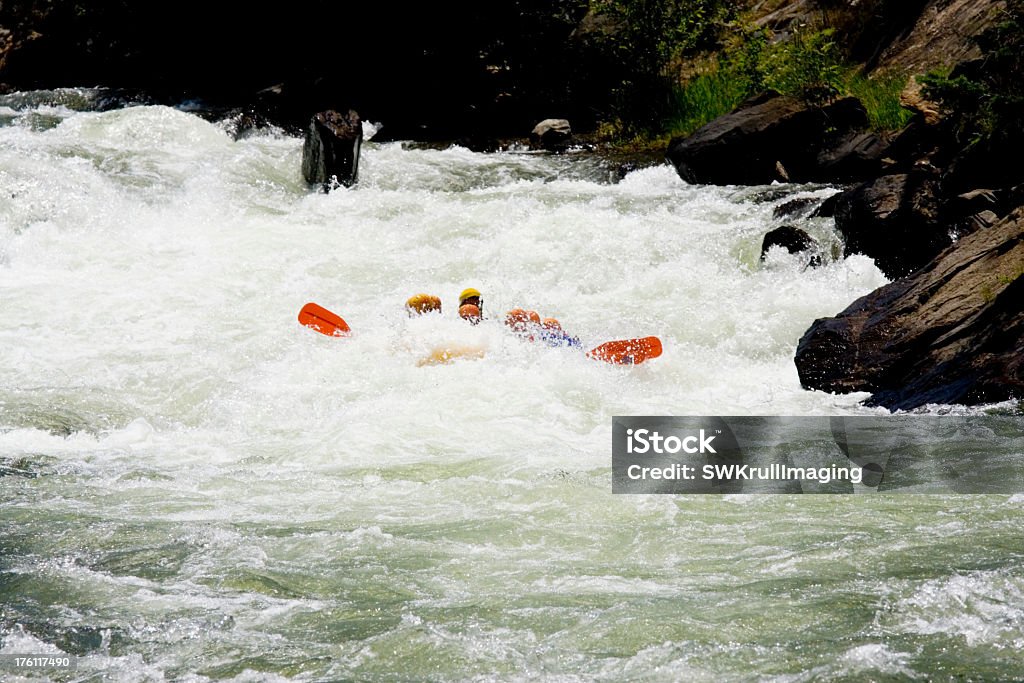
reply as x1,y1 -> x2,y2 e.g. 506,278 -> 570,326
795,206 -> 1024,411
530,118 -> 572,151
833,171 -> 944,279
302,110 -> 361,190
750,0 -> 1001,76
666,93 -> 885,186
873,0 -> 1003,76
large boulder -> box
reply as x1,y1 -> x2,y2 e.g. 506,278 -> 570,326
795,206 -> 1024,411
666,93 -> 886,186
530,118 -> 572,151
833,171 -> 945,279
302,109 -> 362,190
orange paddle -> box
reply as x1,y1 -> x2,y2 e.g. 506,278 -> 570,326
298,302 -> 351,337
587,336 -> 662,365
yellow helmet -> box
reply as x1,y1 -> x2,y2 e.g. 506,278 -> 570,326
406,293 -> 441,315
458,288 -> 481,304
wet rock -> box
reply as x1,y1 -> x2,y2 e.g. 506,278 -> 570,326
833,171 -> 944,279
795,206 -> 1024,411
760,225 -> 821,266
773,197 -> 820,220
811,191 -> 844,218
302,109 -> 362,190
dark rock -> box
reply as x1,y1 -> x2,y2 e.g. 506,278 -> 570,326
949,188 -> 1001,216
760,226 -> 821,266
944,189 -> 1003,237
811,191 -> 844,218
302,110 -> 362,191
773,197 -> 820,220
615,161 -> 640,180
816,130 -> 891,182
1010,185 -> 1024,211
666,93 -> 882,186
833,172 -> 944,279
452,135 -> 503,153
882,117 -> 945,171
941,118 -> 1024,197
795,207 -> 1024,411
530,118 -> 572,151
218,109 -> 270,141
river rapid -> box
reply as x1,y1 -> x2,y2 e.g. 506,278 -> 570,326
2,90 -> 1023,681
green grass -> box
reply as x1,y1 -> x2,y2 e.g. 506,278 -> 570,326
844,72 -> 914,132
663,69 -> 750,138
609,34 -> 914,148
659,68 -> 914,141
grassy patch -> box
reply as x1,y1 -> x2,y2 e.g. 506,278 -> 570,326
663,68 -> 751,138
845,72 -> 914,132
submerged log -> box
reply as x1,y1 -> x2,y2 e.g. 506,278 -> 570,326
795,206 -> 1024,411
302,109 -> 362,190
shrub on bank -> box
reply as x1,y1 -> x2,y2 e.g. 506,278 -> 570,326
659,24 -> 911,140
919,0 -> 1024,148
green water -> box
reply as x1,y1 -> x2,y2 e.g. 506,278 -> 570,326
1,94 -> 1022,681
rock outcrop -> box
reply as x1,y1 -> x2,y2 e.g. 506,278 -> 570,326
795,207 -> 1024,411
666,93 -> 887,186
833,171 -> 945,279
302,110 -> 362,190
873,0 -> 1004,76
751,0 -> 1002,76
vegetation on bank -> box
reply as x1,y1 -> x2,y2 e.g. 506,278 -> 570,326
918,0 -> 1024,150
585,0 -> 916,147
660,28 -> 912,139
591,0 -> 1024,158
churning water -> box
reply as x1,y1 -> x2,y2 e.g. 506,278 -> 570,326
2,90 -> 1023,681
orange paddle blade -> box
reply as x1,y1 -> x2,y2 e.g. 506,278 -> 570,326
298,302 -> 350,337
587,336 -> 662,365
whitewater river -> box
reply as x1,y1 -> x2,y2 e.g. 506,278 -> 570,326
2,91 -> 1023,681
